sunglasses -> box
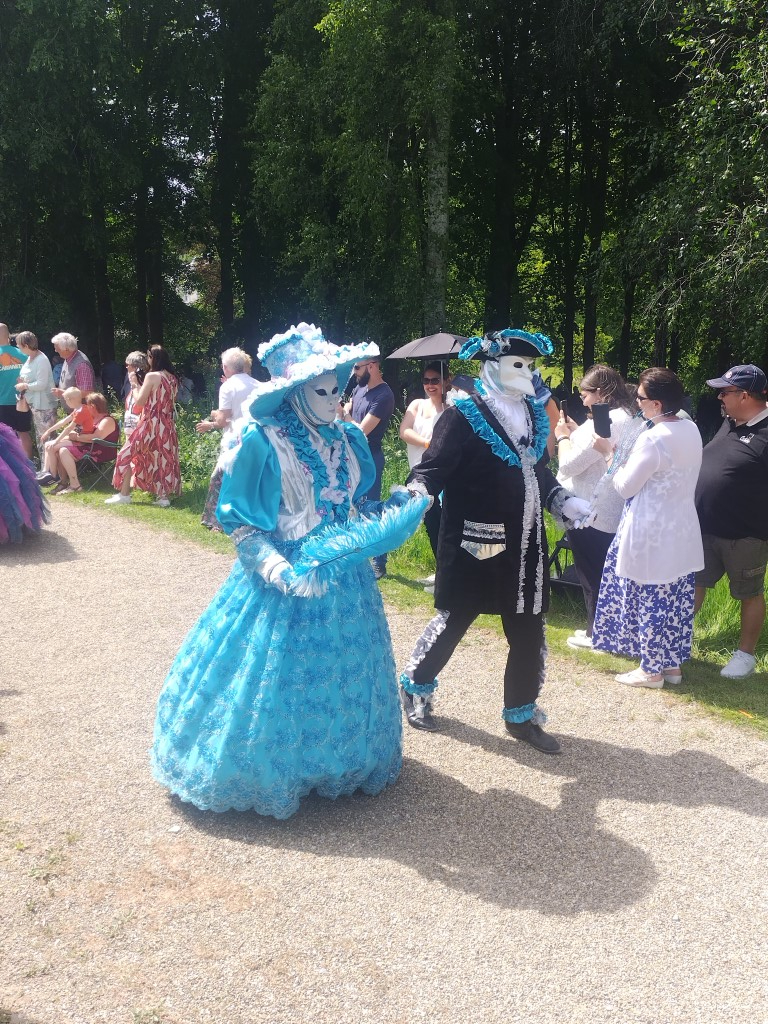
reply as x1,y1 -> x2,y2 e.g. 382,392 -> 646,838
423,377 -> 441,385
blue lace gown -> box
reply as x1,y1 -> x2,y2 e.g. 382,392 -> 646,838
151,412 -> 402,819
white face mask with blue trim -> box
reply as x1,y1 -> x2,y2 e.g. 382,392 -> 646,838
481,355 -> 535,399
290,372 -> 340,426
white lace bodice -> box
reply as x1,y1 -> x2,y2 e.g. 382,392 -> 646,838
262,423 -> 363,542
612,418 -> 704,583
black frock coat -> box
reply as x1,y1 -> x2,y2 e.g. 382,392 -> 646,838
407,395 -> 563,616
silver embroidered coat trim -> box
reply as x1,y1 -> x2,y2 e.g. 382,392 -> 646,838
462,520 -> 506,540
477,394 -> 545,614
404,609 -> 451,681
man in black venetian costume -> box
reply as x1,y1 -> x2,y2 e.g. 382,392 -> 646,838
399,329 -> 590,754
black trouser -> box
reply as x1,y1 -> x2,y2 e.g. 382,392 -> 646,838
367,447 -> 387,573
408,606 -> 545,711
566,526 -> 614,635
423,498 -> 442,559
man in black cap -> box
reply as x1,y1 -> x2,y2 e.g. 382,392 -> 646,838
695,363 -> 768,678
398,329 -> 590,753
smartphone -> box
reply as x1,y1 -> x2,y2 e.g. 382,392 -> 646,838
592,402 -> 611,438
560,399 -> 568,419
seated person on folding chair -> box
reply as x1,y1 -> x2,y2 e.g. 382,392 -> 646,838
48,393 -> 120,494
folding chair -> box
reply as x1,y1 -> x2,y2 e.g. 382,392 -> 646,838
78,437 -> 123,492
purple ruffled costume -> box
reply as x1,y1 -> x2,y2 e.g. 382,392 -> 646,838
0,423 -> 49,543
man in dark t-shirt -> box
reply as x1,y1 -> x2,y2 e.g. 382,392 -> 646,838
341,355 -> 395,578
694,363 -> 768,679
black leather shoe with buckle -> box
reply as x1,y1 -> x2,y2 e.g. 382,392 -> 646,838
504,720 -> 561,754
400,688 -> 438,731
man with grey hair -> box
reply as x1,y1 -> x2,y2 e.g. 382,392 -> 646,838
51,332 -> 94,410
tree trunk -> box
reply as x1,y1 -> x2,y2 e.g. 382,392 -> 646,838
669,329 -> 680,373
147,214 -> 164,347
423,102 -> 451,334
580,91 -> 612,372
422,4 -> 455,335
91,197 -> 115,364
653,319 -> 668,367
135,186 -> 149,348
618,279 -> 635,378
215,71 -> 236,338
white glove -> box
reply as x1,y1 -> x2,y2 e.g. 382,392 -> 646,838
561,496 -> 593,528
261,552 -> 294,594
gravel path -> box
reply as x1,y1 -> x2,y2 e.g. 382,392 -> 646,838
2,503 -> 767,1024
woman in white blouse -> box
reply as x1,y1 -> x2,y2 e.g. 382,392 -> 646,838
591,367 -> 704,687
197,347 -> 259,529
399,361 -> 449,563
555,365 -> 643,648
13,331 -> 56,456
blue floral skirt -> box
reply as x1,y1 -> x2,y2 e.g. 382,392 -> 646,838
151,560 -> 402,818
591,537 -> 695,674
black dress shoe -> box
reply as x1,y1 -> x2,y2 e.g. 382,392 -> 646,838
400,688 -> 437,731
505,720 -> 561,754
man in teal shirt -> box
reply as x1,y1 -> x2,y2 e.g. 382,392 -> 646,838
0,323 -> 33,456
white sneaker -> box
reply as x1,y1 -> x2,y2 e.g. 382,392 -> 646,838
567,634 -> 593,650
105,494 -> 131,505
419,573 -> 436,585
721,650 -> 756,679
153,497 -> 171,507
424,584 -> 435,594
574,629 -> 587,638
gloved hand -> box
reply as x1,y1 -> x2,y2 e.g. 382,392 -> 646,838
561,496 -> 593,528
235,529 -> 297,594
384,486 -> 414,509
261,553 -> 295,594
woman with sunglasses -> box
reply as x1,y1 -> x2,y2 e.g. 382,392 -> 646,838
554,365 -> 642,648
399,362 -> 450,564
591,367 -> 704,687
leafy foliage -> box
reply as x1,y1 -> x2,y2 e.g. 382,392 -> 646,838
0,0 -> 765,394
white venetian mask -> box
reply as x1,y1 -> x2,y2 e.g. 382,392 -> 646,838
482,355 -> 535,398
298,372 -> 340,424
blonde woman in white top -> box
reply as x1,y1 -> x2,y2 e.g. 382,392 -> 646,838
399,361 -> 449,562
591,368 -> 704,687
197,347 -> 259,529
555,365 -> 642,648
13,331 -> 56,455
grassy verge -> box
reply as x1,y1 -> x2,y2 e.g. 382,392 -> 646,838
64,481 -> 233,554
51,416 -> 768,738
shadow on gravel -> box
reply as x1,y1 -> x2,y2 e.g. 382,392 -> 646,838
0,528 -> 78,565
0,690 -> 22,737
179,723 -> 768,918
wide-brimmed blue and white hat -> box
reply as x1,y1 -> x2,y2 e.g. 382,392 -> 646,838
249,322 -> 379,418
458,328 -> 554,362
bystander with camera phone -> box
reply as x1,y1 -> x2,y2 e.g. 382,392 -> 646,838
592,402 -> 612,438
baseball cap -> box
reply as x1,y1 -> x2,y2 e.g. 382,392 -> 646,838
705,364 -> 767,393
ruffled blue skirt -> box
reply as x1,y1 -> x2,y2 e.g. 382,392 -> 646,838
151,559 -> 402,818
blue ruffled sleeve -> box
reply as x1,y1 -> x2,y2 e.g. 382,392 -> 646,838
340,421 -> 376,500
216,422 -> 282,535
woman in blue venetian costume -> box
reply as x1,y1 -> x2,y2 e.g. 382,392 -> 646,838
151,324 -> 426,818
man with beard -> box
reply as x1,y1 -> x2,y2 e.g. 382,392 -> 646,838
341,355 -> 395,578
398,329 -> 590,753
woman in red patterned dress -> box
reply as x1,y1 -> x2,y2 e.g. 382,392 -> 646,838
106,345 -> 181,507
